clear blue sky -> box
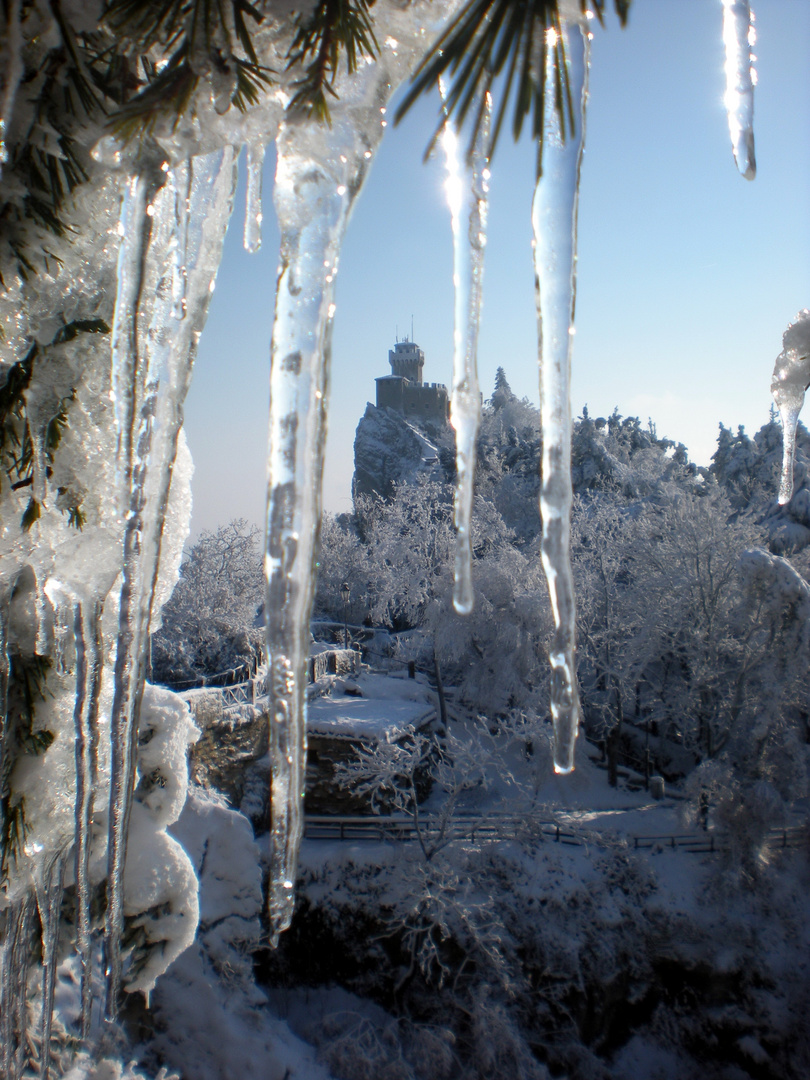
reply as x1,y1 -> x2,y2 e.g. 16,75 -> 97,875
183,0 -> 809,537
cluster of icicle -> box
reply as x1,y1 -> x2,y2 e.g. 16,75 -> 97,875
102,148 -> 238,1016
1,146 -> 237,1078
439,0 -> 761,775
0,0 -> 768,1071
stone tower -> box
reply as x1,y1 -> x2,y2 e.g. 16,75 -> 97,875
375,337 -> 449,424
388,339 -> 424,384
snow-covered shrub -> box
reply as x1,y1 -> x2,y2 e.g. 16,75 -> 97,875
462,991 -> 551,1080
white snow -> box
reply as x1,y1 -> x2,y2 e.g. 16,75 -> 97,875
148,787 -> 332,1080
306,670 -> 436,742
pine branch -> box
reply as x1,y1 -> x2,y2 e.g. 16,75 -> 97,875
395,0 -> 632,171
285,0 -> 379,124
102,0 -> 273,135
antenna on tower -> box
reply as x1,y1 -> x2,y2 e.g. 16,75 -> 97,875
411,314 -> 414,342
395,324 -> 398,343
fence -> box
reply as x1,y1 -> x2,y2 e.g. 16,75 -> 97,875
303,814 -> 805,855
221,680 -> 257,709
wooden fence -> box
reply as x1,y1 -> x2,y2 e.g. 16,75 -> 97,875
303,814 -> 805,854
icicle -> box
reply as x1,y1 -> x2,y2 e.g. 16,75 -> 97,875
266,68 -> 402,942
35,850 -> 67,1080
0,895 -> 35,1080
172,165 -> 192,320
0,593 -> 9,796
244,142 -> 266,253
265,136 -> 342,945
73,599 -> 103,1040
105,149 -> 237,1018
441,87 -> 491,615
721,0 -> 757,180
771,309 -> 810,504
109,165 -> 165,506
0,0 -> 23,179
532,19 -> 590,775
34,571 -> 52,658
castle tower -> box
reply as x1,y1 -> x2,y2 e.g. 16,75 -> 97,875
388,339 -> 424,385
375,337 -> 449,423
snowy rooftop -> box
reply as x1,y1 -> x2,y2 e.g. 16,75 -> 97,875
306,672 -> 435,742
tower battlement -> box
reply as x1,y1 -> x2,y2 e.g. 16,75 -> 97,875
375,338 -> 449,425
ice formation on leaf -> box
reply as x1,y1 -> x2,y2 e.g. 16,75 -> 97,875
532,18 -> 590,775
441,87 -> 491,616
721,0 -> 757,180
771,309 -> 810,505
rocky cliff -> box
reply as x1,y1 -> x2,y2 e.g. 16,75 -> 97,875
352,402 -> 453,500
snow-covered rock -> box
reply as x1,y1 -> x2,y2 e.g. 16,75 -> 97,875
352,403 -> 451,500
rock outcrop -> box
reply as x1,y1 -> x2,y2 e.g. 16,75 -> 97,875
352,403 -> 452,500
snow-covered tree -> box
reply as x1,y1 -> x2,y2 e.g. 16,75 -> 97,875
312,512 -> 369,626
150,519 -> 264,687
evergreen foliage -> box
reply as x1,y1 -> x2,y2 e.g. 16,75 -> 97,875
395,0 -> 632,169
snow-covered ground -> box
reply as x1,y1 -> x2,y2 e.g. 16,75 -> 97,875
307,670 -> 436,742
36,675 -> 810,1080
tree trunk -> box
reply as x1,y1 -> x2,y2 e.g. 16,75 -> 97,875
433,650 -> 447,731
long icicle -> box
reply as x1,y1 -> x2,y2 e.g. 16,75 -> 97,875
0,895 -> 35,1080
532,19 -> 590,774
73,598 -> 103,1040
721,0 -> 757,180
105,163 -> 165,1019
441,88 -> 491,616
35,850 -> 67,1080
771,309 -> 810,504
266,132 -> 343,945
266,80 -> 397,943
105,150 -> 237,1017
